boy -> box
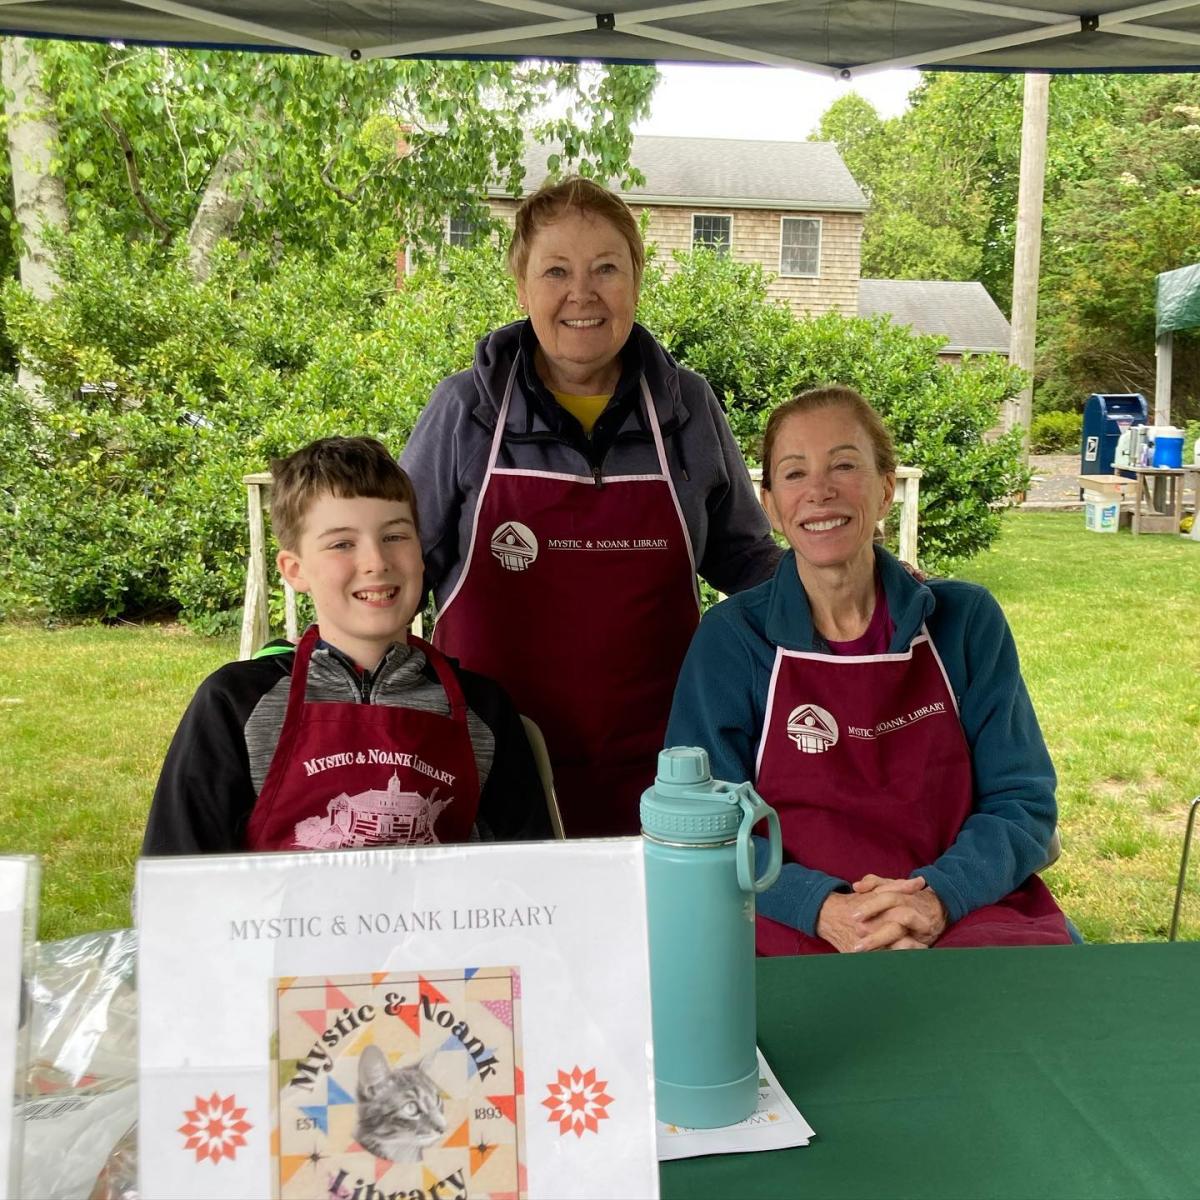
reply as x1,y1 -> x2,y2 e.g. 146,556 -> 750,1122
143,436 -> 551,853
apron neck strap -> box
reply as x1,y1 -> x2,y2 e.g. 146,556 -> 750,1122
640,376 -> 671,477
282,625 -> 322,726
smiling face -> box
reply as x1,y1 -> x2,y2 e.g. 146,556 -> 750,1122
516,209 -> 638,395
277,493 -> 423,670
762,404 -> 896,574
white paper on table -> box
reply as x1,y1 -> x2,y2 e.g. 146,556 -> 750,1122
0,856 -> 39,1200
137,840 -> 658,1200
655,1049 -> 814,1161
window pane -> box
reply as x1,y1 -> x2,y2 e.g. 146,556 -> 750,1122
447,212 -> 477,246
780,218 -> 820,276
692,214 -> 731,255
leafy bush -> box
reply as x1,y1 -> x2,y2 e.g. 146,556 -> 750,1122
1184,419 -> 1200,464
641,250 -> 1029,568
1,237 -> 1028,624
0,229 -> 516,625
1030,410 -> 1083,454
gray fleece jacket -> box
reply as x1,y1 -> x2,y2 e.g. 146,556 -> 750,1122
399,319 -> 782,604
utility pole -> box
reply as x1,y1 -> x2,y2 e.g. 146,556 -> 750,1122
1006,71 -> 1049,463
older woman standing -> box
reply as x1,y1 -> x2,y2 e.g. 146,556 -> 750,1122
400,177 -> 779,837
667,385 -> 1072,951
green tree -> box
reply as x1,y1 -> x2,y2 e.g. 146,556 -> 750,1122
1038,76 -> 1200,420
816,73 -> 1125,308
5,42 -> 658,279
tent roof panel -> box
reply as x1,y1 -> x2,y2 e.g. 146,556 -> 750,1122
1,0 -> 1199,71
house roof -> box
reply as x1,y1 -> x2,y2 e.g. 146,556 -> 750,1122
858,280 -> 1012,355
501,136 -> 868,213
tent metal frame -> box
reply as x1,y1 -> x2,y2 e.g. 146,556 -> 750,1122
8,0 -> 1200,73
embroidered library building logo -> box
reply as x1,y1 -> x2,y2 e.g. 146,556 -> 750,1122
490,521 -> 538,571
542,1066 -> 614,1138
177,1091 -> 252,1164
785,704 -> 839,754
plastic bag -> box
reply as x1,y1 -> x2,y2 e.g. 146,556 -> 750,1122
18,929 -> 138,1200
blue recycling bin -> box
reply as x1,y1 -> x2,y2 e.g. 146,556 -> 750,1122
1081,393 -> 1147,476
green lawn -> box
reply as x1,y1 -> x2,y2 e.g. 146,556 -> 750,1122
2,510 -> 1199,943
0,622 -> 236,939
952,512 -> 1200,943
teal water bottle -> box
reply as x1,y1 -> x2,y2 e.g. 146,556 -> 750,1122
642,746 -> 782,1128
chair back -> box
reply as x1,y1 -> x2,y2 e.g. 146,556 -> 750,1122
520,715 -> 565,840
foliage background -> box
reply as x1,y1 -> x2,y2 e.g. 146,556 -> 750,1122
816,73 -> 1200,423
0,241 -> 1024,627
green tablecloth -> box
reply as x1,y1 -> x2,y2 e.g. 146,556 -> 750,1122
661,943 -> 1200,1200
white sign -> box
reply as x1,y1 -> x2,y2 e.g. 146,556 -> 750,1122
0,856 -> 39,1200
137,841 -> 658,1200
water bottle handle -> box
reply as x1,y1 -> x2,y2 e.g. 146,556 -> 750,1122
734,784 -> 782,894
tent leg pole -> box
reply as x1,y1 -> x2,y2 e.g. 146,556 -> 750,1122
1154,331 -> 1172,427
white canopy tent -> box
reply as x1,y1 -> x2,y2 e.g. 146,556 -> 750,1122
0,0 -> 1197,74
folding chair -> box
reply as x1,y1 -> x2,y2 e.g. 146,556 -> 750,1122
520,715 -> 565,840
1169,795 -> 1200,941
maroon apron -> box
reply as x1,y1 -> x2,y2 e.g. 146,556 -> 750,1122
754,628 -> 1071,953
432,365 -> 700,837
245,627 -> 480,851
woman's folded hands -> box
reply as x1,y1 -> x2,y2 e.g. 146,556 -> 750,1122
817,874 -> 948,952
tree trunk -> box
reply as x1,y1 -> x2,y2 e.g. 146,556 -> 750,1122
186,137 -> 252,283
2,36 -> 69,397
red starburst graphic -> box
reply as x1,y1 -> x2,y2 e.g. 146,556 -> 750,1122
177,1092 -> 252,1163
541,1066 -> 614,1137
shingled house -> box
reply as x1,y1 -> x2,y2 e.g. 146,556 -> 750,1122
454,135 -> 1010,359
482,136 -> 868,319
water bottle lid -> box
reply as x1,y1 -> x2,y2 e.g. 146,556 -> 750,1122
640,747 -> 742,843
656,746 -> 711,785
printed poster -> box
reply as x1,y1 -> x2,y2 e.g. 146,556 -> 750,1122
0,856 -> 39,1200
138,841 -> 657,1200
272,968 -> 523,1199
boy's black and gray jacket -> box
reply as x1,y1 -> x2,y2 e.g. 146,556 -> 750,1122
142,639 -> 550,854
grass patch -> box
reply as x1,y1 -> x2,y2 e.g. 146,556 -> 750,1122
953,512 -> 1200,943
0,621 -> 235,939
1,511 -> 1199,944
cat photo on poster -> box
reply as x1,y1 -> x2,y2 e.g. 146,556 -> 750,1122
271,967 -> 525,1200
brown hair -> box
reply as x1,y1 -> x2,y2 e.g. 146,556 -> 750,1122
760,385 -> 898,490
269,436 -> 419,551
507,175 -> 644,287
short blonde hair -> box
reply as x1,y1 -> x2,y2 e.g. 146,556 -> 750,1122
761,386 -> 898,490
269,437 -> 419,552
508,175 -> 644,288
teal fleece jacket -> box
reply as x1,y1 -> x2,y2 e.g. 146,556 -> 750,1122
665,547 -> 1058,938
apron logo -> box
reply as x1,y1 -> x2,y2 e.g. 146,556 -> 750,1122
491,521 -> 538,571
786,704 -> 839,753
292,773 -> 451,849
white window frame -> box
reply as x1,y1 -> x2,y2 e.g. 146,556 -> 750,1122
778,216 -> 822,278
445,211 -> 478,247
691,212 -> 733,256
